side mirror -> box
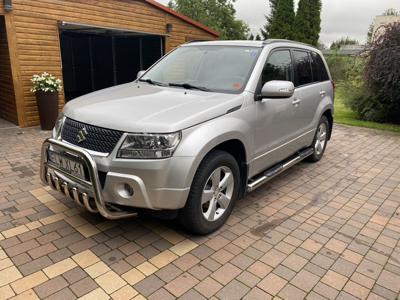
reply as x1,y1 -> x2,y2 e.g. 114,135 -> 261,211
137,70 -> 146,79
259,80 -> 295,99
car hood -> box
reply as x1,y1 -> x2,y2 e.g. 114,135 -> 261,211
64,83 -> 244,133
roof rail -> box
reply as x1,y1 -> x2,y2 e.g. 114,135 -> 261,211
263,39 -> 314,48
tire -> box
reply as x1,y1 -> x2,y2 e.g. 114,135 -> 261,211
307,115 -> 330,163
178,150 -> 240,235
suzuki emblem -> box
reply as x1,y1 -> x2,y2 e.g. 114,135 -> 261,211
77,127 -> 88,143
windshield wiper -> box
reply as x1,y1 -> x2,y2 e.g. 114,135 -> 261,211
139,78 -> 166,86
168,83 -> 211,92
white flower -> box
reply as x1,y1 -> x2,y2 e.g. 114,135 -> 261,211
31,72 -> 62,93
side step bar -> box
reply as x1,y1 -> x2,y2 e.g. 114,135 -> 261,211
247,148 -> 314,192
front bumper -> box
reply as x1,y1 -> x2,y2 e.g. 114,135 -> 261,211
40,138 -> 191,219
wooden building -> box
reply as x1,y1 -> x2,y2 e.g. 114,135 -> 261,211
0,0 -> 218,127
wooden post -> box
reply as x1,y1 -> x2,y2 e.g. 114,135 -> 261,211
4,12 -> 25,127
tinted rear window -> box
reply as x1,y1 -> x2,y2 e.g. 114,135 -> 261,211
293,50 -> 312,87
311,52 -> 330,82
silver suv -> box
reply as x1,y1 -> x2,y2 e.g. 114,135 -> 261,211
41,40 -> 334,234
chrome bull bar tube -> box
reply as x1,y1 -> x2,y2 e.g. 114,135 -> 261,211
40,138 -> 137,220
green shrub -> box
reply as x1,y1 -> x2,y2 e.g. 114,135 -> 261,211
330,37 -> 359,50
362,22 -> 400,124
325,54 -> 361,82
340,23 -> 400,124
340,59 -> 389,123
325,54 -> 348,81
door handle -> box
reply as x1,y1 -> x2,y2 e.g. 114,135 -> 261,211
320,91 -> 326,97
292,99 -> 302,106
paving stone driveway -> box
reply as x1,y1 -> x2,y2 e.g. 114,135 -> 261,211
0,124 -> 399,300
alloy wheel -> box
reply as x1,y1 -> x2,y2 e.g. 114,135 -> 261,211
201,166 -> 234,222
315,122 -> 327,156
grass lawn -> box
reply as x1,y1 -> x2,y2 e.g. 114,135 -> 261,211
334,86 -> 400,134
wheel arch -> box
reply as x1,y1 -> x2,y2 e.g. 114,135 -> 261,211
183,137 -> 250,200
175,113 -> 253,194
322,109 -> 333,140
212,139 -> 248,198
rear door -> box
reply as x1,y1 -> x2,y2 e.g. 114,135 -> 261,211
292,50 -> 320,137
310,51 -> 333,107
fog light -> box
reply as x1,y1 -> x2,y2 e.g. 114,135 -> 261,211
117,183 -> 134,198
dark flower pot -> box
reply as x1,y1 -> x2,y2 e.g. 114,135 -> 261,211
35,91 -> 59,130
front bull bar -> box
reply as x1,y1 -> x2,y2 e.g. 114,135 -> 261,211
40,138 -> 137,220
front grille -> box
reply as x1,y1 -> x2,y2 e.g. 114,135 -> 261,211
61,118 -> 124,154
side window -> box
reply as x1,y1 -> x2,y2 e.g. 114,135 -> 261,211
261,50 -> 293,86
310,52 -> 330,82
293,50 -> 312,87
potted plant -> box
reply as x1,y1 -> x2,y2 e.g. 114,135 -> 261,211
31,72 -> 62,130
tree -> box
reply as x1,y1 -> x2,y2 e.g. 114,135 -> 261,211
248,33 -> 262,41
330,37 -> 359,50
383,8 -> 399,16
367,23 -> 374,43
261,0 -> 322,44
362,22 -> 400,123
292,0 -> 311,43
347,23 -> 400,123
317,41 -> 326,50
168,0 -> 249,40
263,0 -> 295,40
261,0 -> 278,39
308,0 -> 322,46
293,0 -> 322,46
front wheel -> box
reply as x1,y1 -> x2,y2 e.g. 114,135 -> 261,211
178,150 -> 240,235
307,116 -> 330,163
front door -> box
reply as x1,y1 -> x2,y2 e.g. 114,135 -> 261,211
253,49 -> 299,175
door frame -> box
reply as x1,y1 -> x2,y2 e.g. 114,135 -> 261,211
1,13 -> 25,126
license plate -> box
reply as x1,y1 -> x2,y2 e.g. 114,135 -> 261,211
47,150 -> 85,180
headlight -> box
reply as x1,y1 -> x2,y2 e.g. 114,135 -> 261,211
118,132 -> 181,159
52,112 -> 64,139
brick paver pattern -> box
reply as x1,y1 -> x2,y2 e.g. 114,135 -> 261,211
0,124 -> 399,300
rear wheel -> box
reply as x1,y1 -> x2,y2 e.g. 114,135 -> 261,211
178,150 -> 240,235
307,116 -> 329,163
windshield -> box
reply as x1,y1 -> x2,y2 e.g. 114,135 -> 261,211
140,45 -> 262,94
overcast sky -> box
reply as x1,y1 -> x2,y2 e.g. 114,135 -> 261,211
157,0 -> 400,45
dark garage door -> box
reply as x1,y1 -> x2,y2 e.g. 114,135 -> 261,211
60,26 -> 164,101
